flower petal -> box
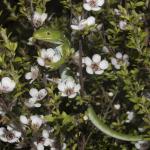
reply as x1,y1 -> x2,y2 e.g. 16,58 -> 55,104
84,57 -> 92,66
66,79 -> 75,89
42,129 -> 49,138
52,54 -> 61,63
25,72 -> 32,80
0,127 -> 5,136
86,66 -> 94,74
38,89 -> 47,100
58,82 -> 66,92
95,70 -> 104,74
99,60 -> 109,70
114,64 -> 121,69
13,130 -> 21,138
123,54 -> 129,60
20,115 -> 29,125
74,84 -> 81,92
71,25 -> 81,30
40,13 -> 47,23
116,52 -> 123,59
92,7 -> 101,11
34,103 -> 41,107
29,88 -> 39,98
68,93 -> 77,98
83,3 -> 92,11
86,16 -> 95,26
37,143 -> 44,150
97,0 -> 105,6
41,49 -> 47,58
92,54 -> 101,63
47,48 -> 55,58
37,58 -> 45,66
111,58 -> 117,65
44,138 -> 52,146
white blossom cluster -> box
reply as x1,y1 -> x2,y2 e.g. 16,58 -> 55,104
19,115 -> 61,150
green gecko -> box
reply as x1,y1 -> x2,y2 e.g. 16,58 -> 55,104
32,26 -> 65,44
87,106 -> 150,141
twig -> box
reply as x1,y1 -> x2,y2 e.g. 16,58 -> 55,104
30,0 -> 34,16
79,37 -> 84,97
84,131 -> 93,149
29,0 -> 36,31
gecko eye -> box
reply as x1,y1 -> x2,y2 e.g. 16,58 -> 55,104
47,32 -> 50,35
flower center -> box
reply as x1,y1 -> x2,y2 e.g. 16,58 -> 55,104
33,20 -> 43,28
91,63 -> 99,71
37,137 -> 44,144
3,86 -> 9,91
89,0 -> 97,7
32,70 -> 38,79
37,94 -> 44,100
45,58 -> 52,66
5,131 -> 15,140
65,88 -> 74,96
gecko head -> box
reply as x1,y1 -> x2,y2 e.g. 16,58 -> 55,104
33,27 -> 64,44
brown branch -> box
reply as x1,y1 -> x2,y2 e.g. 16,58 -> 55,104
79,37 -> 84,97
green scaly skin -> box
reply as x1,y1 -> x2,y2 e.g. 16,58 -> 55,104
87,106 -> 150,141
33,27 -> 64,44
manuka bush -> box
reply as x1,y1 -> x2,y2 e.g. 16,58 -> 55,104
0,0 -> 150,149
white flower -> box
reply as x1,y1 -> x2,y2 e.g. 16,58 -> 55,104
108,92 -> 113,97
0,126 -> 21,143
114,9 -> 120,16
25,88 -> 47,108
33,11 -> 47,28
119,20 -> 127,30
37,47 -> 61,67
83,0 -> 104,11
58,77 -> 80,98
0,77 -> 16,93
83,54 -> 109,74
138,127 -> 145,133
114,104 -> 120,110
51,148 -> 57,150
30,115 -> 43,128
102,46 -> 109,53
125,111 -> 134,123
29,88 -> 47,100
83,115 -> 88,121
135,141 -> 150,150
62,143 -> 67,150
111,52 -> 129,69
34,129 -> 55,150
72,51 -> 80,65
20,115 -> 29,125
25,66 -> 39,83
71,16 -> 95,31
